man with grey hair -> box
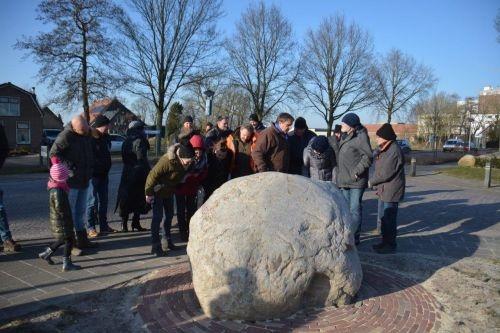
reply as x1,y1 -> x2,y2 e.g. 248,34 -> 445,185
50,115 -> 97,254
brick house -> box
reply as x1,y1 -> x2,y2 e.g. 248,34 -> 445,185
42,106 -> 64,130
365,123 -> 418,143
0,82 -> 45,152
90,97 -> 137,135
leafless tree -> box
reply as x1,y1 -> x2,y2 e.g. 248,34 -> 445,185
298,15 -> 375,136
114,0 -> 223,154
131,97 -> 157,125
371,49 -> 436,123
15,0 -> 122,121
225,1 -> 299,121
414,92 -> 457,148
495,9 -> 500,43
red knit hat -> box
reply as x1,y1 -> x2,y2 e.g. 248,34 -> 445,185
189,134 -> 204,150
50,163 -> 69,183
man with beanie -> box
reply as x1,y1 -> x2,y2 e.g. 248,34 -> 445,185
369,123 -> 405,254
288,117 -> 316,175
303,135 -> 337,181
249,114 -> 266,133
86,115 -> 115,237
170,115 -> 194,145
145,141 -> 195,256
50,115 -> 97,254
333,112 -> 372,245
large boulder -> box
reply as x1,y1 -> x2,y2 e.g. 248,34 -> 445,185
187,172 -> 363,321
458,154 -> 476,167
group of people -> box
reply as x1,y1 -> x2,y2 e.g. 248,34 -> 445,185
1,109 -> 405,271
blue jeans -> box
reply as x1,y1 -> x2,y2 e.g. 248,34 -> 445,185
151,195 -> 174,245
377,198 -> 384,233
0,188 -> 13,242
69,187 -> 90,232
86,175 -> 109,231
380,202 -> 399,247
340,188 -> 365,243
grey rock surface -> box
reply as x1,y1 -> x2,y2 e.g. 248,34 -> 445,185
187,172 -> 363,320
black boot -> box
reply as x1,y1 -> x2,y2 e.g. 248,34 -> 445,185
38,247 -> 55,265
76,230 -> 98,249
62,256 -> 81,271
167,240 -> 180,251
151,243 -> 167,257
121,217 -> 129,232
131,215 -> 147,232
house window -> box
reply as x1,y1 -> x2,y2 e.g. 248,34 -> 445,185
16,121 -> 30,144
0,97 -> 20,116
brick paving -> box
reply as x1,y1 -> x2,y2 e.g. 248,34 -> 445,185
0,164 -> 498,329
137,262 -> 442,333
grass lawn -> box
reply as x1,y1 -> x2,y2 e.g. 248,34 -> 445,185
441,166 -> 500,183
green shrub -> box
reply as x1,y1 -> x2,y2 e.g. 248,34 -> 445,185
475,156 -> 500,169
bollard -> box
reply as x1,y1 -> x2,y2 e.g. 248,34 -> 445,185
484,161 -> 491,188
410,157 -> 416,177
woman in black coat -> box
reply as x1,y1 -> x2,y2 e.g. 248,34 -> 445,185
115,121 -> 150,232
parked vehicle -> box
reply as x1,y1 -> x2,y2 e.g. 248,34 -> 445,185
462,142 -> 478,153
442,139 -> 464,152
109,134 -> 126,153
396,139 -> 411,154
41,129 -> 62,145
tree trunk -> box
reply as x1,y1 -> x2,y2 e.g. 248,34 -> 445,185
386,110 -> 392,123
326,116 -> 334,137
155,107 -> 163,156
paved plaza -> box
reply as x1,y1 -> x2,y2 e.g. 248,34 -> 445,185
0,164 -> 499,329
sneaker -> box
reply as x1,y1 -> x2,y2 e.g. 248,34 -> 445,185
3,239 -> 21,252
87,229 -> 99,238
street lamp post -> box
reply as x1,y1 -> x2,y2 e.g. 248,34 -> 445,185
204,89 -> 214,116
468,116 -> 474,152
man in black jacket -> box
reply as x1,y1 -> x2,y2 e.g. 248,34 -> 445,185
331,113 -> 373,245
0,124 -> 21,253
50,115 -> 97,252
205,115 -> 233,148
86,115 -> 115,237
288,117 -> 316,175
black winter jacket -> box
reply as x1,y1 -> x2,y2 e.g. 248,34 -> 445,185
288,129 -> 317,175
48,188 -> 74,241
0,124 -> 8,169
115,128 -> 151,216
333,126 -> 373,189
49,125 -> 94,189
91,131 -> 112,177
303,145 -> 337,181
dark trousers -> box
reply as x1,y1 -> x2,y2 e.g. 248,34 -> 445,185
151,195 -> 174,245
50,237 -> 73,257
86,175 -> 109,230
175,194 -> 197,240
380,202 -> 399,247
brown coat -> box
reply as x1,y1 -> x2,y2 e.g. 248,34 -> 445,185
251,123 -> 289,173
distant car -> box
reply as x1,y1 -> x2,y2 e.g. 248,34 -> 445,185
442,139 -> 464,152
109,134 -> 126,153
462,141 -> 478,153
396,139 -> 411,154
42,129 -> 62,145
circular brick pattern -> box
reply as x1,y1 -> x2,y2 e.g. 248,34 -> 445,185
137,263 -> 442,332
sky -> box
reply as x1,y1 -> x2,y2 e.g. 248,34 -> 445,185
0,0 -> 499,127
